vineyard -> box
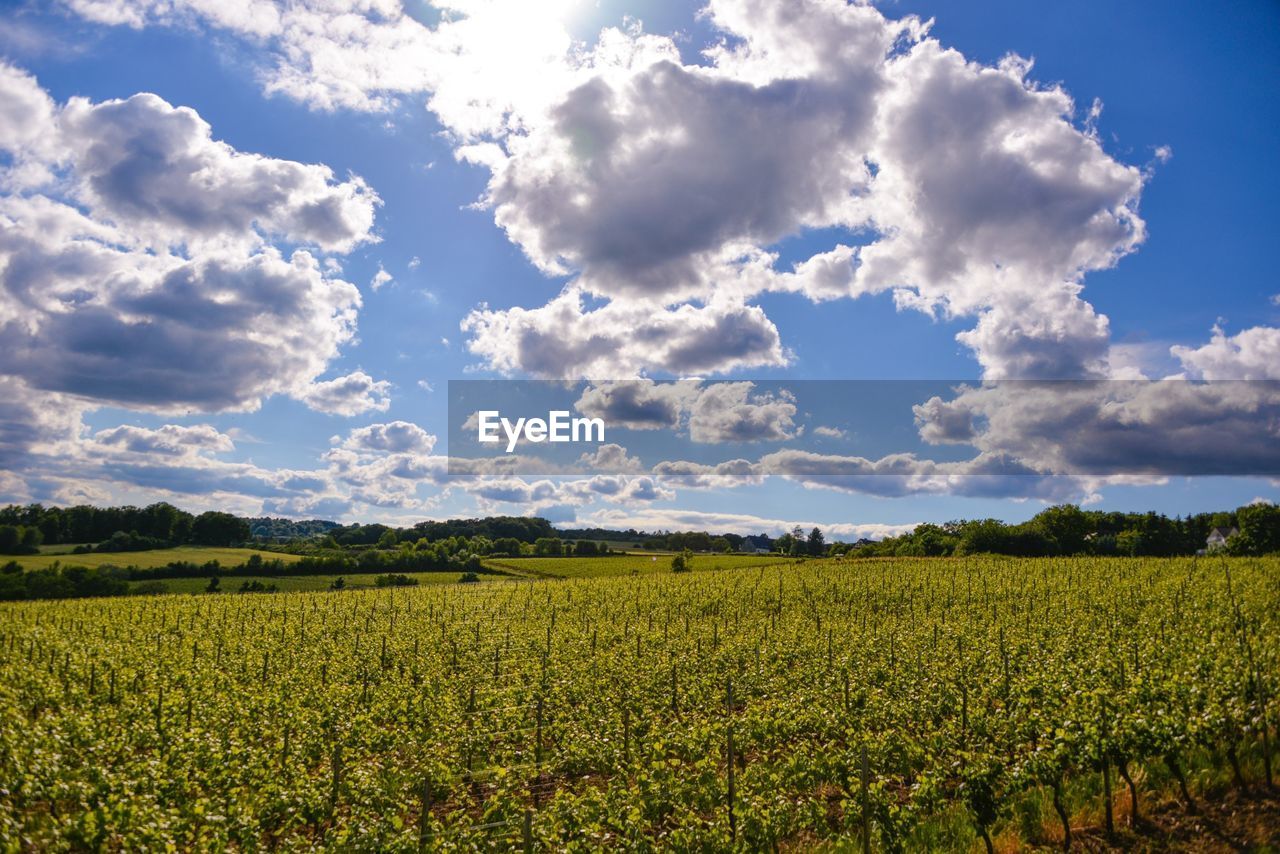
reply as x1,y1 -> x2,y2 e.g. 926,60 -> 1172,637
482,553 -> 798,579
0,556 -> 1277,851
12,547 -> 301,573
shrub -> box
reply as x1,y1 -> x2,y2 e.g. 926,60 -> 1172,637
458,572 -> 480,584
374,573 -> 418,587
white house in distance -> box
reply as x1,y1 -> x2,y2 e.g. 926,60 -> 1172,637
1199,526 -> 1239,555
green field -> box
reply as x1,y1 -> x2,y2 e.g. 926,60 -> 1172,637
35,543 -> 92,555
10,546 -> 301,571
484,552 -> 798,578
2,556 -> 1277,850
138,571 -> 488,594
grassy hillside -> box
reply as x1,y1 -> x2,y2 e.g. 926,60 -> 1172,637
10,546 -> 301,571
140,571 -> 487,594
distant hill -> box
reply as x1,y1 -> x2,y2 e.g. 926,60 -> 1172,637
247,517 -> 341,541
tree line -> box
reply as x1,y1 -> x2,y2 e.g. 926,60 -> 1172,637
0,503 -> 249,555
836,503 -> 1280,558
315,516 -> 558,548
6,500 -> 1278,565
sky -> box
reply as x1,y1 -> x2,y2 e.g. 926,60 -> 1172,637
0,0 -> 1277,538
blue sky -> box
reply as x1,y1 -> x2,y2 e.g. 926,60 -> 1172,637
0,0 -> 1276,537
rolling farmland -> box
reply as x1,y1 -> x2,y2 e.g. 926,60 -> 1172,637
10,546 -> 301,572
0,556 -> 1277,850
483,553 -> 798,578
148,572 -> 483,595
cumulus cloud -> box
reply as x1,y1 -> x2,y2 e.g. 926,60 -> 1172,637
0,62 -> 59,175
323,420 -> 446,508
688,382 -> 797,443
67,0 -> 1153,381
1171,324 -> 1280,380
645,447 -> 1082,500
459,1 -> 1145,378
912,380 -> 1280,478
574,379 -> 797,444
574,380 -> 695,430
62,0 -> 580,120
56,91 -> 378,252
463,290 -> 785,377
0,376 -> 85,474
41,1 -> 1267,512
0,62 -> 384,414
2,240 -> 364,410
93,423 -> 234,456
576,442 -> 644,473
339,420 -> 437,455
580,506 -> 917,541
299,371 -> 392,416
465,472 -> 673,513
652,457 -> 765,491
0,384 -> 338,510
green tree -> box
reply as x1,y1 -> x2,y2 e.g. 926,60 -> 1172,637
806,527 -> 825,556
533,537 -> 564,556
1228,502 -> 1280,555
191,512 -> 250,547
1030,504 -> 1091,555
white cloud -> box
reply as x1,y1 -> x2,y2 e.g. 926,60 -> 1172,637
56,92 -> 379,253
0,62 -> 59,175
912,381 -> 1280,478
93,423 -> 234,456
0,376 -> 86,474
0,382 -> 337,510
464,472 -> 673,512
299,371 -> 392,416
812,425 -> 846,439
457,1 -> 1144,379
1171,324 -> 1280,380
463,289 -> 786,377
371,264 -> 392,290
39,1 -> 1268,513
579,506 -> 917,540
688,382 -> 797,443
64,0 -> 1152,382
322,420 -> 446,509
574,380 -> 697,430
575,379 -> 797,443
576,442 -> 644,473
339,420 -> 436,455
62,0 -> 581,120
0,62 -> 381,414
